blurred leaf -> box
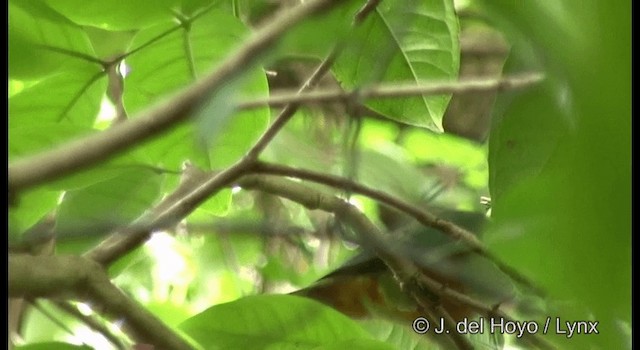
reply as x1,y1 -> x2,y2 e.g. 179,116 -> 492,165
179,295 -> 379,349
44,0 -> 178,31
55,168 -> 163,239
9,124 -> 91,158
15,342 -> 92,350
145,301 -> 193,327
8,0 -> 95,80
9,189 -> 59,244
481,1 -> 631,348
401,129 -> 487,184
9,66 -> 105,127
357,149 -> 428,203
312,338 -> 395,350
333,0 -> 460,131
359,319 -> 437,350
84,26 -> 136,59
274,0 -> 359,59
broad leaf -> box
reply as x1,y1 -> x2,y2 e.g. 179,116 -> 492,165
123,8 -> 270,171
332,0 -> 460,131
15,342 -> 92,350
44,0 -> 178,31
179,294 -> 385,349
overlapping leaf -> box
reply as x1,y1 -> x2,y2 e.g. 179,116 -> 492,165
332,0 -> 460,131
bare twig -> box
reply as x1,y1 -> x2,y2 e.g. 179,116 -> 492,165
238,73 -> 544,110
51,300 -> 128,350
246,0 -> 385,159
8,0 -> 343,194
249,161 -> 545,295
244,47 -> 342,160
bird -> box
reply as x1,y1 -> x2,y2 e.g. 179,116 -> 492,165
293,207 -> 520,348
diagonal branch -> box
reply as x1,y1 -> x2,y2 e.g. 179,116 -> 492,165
237,73 -> 544,110
8,0 -> 343,195
249,161 -> 545,295
9,254 -> 194,350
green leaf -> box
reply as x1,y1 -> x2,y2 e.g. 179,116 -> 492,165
15,342 -> 92,350
84,26 -> 137,60
274,0 -> 358,59
179,295 -> 377,349
55,168 -> 163,239
332,0 -> 460,131
313,338 -> 395,350
359,319 -> 437,350
481,1 -> 630,348
43,0 -> 179,31
9,1 -> 106,126
9,0 -> 96,80
9,124 -> 90,159
123,8 -> 269,171
9,66 -> 106,127
9,188 -> 59,244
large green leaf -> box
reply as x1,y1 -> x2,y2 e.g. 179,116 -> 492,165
123,8 -> 270,171
9,1 -> 106,127
9,67 -> 106,127
273,0 -> 360,59
482,1 -> 630,349
15,342 -> 92,350
179,294 -> 390,349
332,0 -> 459,131
8,0 -> 96,80
44,0 -> 178,31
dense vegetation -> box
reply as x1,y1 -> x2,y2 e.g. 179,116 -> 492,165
8,0 -> 630,349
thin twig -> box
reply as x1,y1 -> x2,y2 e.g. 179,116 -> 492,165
52,300 -> 128,350
249,161 -> 545,296
237,73 -> 544,110
244,47 -> 342,160
8,0 -> 343,194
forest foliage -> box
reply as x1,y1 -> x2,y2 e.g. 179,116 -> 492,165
8,0 -> 630,349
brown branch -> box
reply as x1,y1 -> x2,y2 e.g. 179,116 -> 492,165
9,254 -> 194,350
252,162 -> 483,246
8,0 -> 343,194
237,73 -> 545,110
249,161 -> 545,296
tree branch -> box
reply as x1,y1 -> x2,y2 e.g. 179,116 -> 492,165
238,73 -> 544,110
8,0 -> 343,195
248,161 -> 545,296
245,0 -> 383,159
51,300 -> 128,350
9,254 -> 194,350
